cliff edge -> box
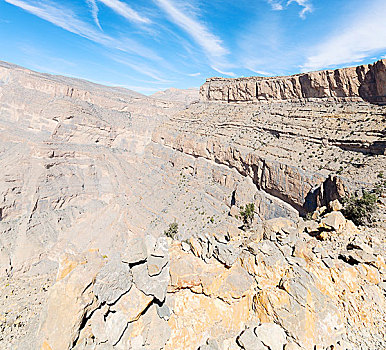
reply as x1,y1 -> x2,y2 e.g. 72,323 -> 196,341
200,59 -> 386,104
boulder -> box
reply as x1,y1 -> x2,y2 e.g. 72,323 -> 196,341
237,328 -> 265,350
320,211 -> 346,232
131,261 -> 169,302
93,256 -> 133,305
110,284 -> 153,322
121,236 -> 147,264
254,323 -> 287,350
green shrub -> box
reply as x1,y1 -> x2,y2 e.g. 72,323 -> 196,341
164,221 -> 178,239
239,203 -> 255,229
342,191 -> 378,226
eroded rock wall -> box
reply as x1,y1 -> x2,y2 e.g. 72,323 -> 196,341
153,101 -> 385,215
200,59 -> 386,104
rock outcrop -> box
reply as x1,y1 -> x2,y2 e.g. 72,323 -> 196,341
200,59 -> 386,104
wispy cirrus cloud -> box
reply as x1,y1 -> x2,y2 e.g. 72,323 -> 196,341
154,0 -> 228,63
5,0 -> 159,60
267,0 -> 312,19
98,0 -> 151,24
211,66 -> 235,77
5,0 -> 111,44
111,56 -> 174,83
301,0 -> 386,71
247,68 -> 272,76
86,0 -> 102,30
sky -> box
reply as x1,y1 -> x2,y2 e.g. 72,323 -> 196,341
0,0 -> 385,94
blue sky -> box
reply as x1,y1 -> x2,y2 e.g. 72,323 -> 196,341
1,0 -> 385,94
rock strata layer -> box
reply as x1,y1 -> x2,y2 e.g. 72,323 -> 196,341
200,59 -> 386,104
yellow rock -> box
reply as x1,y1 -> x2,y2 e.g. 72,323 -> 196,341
41,341 -> 52,350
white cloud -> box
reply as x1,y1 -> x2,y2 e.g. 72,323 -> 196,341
5,0 -> 159,60
86,0 -> 102,30
211,66 -> 235,77
97,0 -> 151,24
5,0 -> 111,44
247,68 -> 272,76
266,0 -> 312,18
111,56 -> 174,83
287,0 -> 312,19
154,0 -> 228,62
267,0 -> 284,11
302,0 -> 386,71
188,72 -> 201,77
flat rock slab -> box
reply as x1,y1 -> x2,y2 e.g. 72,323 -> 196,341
132,262 -> 169,302
93,257 -> 133,304
105,310 -> 128,345
254,323 -> 287,350
121,236 -> 148,264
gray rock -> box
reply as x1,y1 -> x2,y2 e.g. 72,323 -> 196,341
93,257 -> 133,304
105,310 -> 128,345
237,327 -> 265,350
156,303 -> 171,320
147,255 -> 168,277
121,237 -> 147,264
151,236 -> 168,257
90,308 -> 108,343
141,304 -> 171,350
321,211 -> 346,231
198,338 -> 220,350
213,242 -> 241,267
132,262 -> 169,302
254,323 -> 287,350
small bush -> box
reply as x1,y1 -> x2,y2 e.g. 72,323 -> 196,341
164,221 -> 178,239
342,191 -> 378,226
239,203 -> 255,229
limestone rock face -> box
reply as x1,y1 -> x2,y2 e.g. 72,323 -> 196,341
165,212 -> 385,350
200,59 -> 386,104
38,251 -> 104,350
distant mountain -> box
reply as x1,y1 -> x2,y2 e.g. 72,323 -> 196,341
152,87 -> 199,104
0,60 -> 144,99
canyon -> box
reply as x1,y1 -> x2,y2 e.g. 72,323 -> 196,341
0,59 -> 385,350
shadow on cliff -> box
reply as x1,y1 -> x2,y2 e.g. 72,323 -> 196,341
358,60 -> 386,104
304,175 -> 347,214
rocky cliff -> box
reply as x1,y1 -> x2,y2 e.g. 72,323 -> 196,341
0,61 -> 385,350
200,59 -> 386,104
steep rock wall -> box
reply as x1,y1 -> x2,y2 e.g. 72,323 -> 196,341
200,59 -> 386,104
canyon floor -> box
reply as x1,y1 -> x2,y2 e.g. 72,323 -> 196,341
0,60 -> 385,350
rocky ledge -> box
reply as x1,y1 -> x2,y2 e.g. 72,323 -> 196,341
200,59 -> 386,104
